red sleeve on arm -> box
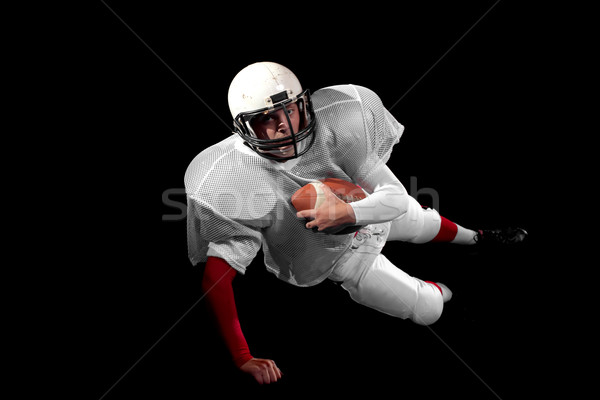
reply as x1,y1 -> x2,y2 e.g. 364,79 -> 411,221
202,256 -> 253,368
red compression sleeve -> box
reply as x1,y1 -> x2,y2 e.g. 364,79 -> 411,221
202,256 -> 253,368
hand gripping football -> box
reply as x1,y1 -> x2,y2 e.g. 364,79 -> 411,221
291,178 -> 366,235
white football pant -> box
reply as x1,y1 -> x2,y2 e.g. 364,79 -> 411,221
330,215 -> 444,325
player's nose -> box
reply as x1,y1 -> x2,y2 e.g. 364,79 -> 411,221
276,114 -> 290,133
277,121 -> 289,133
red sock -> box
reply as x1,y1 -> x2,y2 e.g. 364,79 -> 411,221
431,216 -> 458,242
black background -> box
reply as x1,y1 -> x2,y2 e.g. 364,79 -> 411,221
51,1 -> 573,399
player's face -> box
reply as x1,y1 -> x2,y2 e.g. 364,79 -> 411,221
250,103 -> 302,157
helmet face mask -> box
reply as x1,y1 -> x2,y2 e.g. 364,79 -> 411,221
232,88 -> 316,161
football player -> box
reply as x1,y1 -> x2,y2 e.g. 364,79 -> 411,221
185,62 -> 526,384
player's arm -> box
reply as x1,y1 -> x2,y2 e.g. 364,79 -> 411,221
349,161 -> 409,225
202,256 -> 282,384
299,162 -> 408,230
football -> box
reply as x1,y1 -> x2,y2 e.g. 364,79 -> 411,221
291,178 -> 367,235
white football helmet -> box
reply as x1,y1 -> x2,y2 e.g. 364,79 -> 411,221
228,62 -> 316,160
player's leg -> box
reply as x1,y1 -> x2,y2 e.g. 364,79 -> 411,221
331,252 -> 449,325
387,196 -> 477,244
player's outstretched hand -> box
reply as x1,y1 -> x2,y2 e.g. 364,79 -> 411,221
297,184 -> 356,231
239,358 -> 283,384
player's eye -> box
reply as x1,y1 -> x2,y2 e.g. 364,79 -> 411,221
256,114 -> 274,123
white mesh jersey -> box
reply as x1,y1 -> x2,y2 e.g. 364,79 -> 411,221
185,84 -> 404,287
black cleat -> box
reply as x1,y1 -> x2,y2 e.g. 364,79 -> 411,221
475,227 -> 528,245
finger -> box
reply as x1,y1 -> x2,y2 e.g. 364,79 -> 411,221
262,369 -> 272,384
297,210 -> 316,219
307,220 -> 325,230
254,372 -> 264,385
266,363 -> 278,383
272,362 -> 282,381
310,220 -> 329,231
273,362 -> 282,379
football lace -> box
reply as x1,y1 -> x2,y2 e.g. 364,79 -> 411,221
334,193 -> 360,203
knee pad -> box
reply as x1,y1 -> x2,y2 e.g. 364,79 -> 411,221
388,196 -> 425,242
410,281 -> 444,325
389,197 -> 442,243
409,207 -> 442,244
